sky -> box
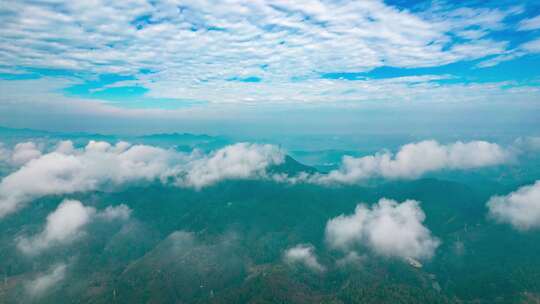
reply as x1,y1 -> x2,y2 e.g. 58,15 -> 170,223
0,0 -> 539,139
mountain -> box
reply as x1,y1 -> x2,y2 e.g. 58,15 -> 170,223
1,129 -> 540,303
269,155 -> 318,176
136,132 -> 230,151
0,126 -> 229,151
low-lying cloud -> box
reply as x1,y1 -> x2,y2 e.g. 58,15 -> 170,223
312,140 -> 510,184
0,141 -> 42,167
283,244 -> 326,273
487,180 -> 540,230
325,198 -> 440,260
176,143 -> 285,189
17,199 -> 131,255
514,136 -> 540,153
25,263 -> 67,298
0,139 -> 512,218
11,142 -> 42,166
0,141 -> 285,218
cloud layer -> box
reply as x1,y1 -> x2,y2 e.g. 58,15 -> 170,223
0,141 -> 43,167
313,140 -> 510,184
0,0 -> 537,107
177,143 -> 284,189
0,0 -> 518,80
0,141 -> 285,217
325,198 -> 440,260
1,139 -> 514,218
487,181 -> 540,230
10,142 -> 43,166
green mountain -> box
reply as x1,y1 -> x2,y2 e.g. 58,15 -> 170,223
1,130 -> 540,303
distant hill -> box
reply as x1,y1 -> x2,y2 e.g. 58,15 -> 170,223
0,126 -> 230,151
270,155 -> 318,176
0,125 -> 53,138
0,125 -> 117,143
136,132 -> 231,151
138,132 -> 216,141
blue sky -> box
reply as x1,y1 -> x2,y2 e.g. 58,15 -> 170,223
0,0 -> 539,138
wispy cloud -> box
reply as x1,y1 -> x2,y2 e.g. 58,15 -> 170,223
25,263 -> 67,298
0,138 -> 516,218
0,0 -> 513,76
518,15 -> 540,31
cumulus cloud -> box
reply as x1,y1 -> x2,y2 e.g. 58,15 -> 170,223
0,141 -> 42,167
283,244 -> 326,273
25,263 -> 67,297
487,181 -> 540,230
98,204 -> 132,221
312,140 -> 510,184
325,198 -> 440,260
17,200 -> 96,255
17,199 -> 131,255
55,140 -> 76,154
0,140 -> 176,217
0,140 -> 284,218
0,138 -> 514,217
11,142 -> 42,166
177,143 -> 285,189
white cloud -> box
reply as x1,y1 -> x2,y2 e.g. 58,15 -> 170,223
0,0 -> 512,77
17,199 -> 96,255
98,204 -> 132,221
0,140 -> 177,217
145,71 -> 540,105
478,36 -> 540,68
336,251 -> 366,268
521,38 -> 540,53
55,140 -> 76,154
487,181 -> 540,230
512,136 -> 540,155
17,199 -> 132,255
0,141 -> 43,167
518,15 -> 540,31
0,138 -> 514,217
283,244 -> 325,273
0,140 -> 284,217
0,0 -> 524,105
325,198 -> 440,260
475,51 -> 525,68
177,143 -> 285,189
312,140 -> 510,184
25,263 -> 67,298
11,142 -> 42,166
4,72 -> 540,114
